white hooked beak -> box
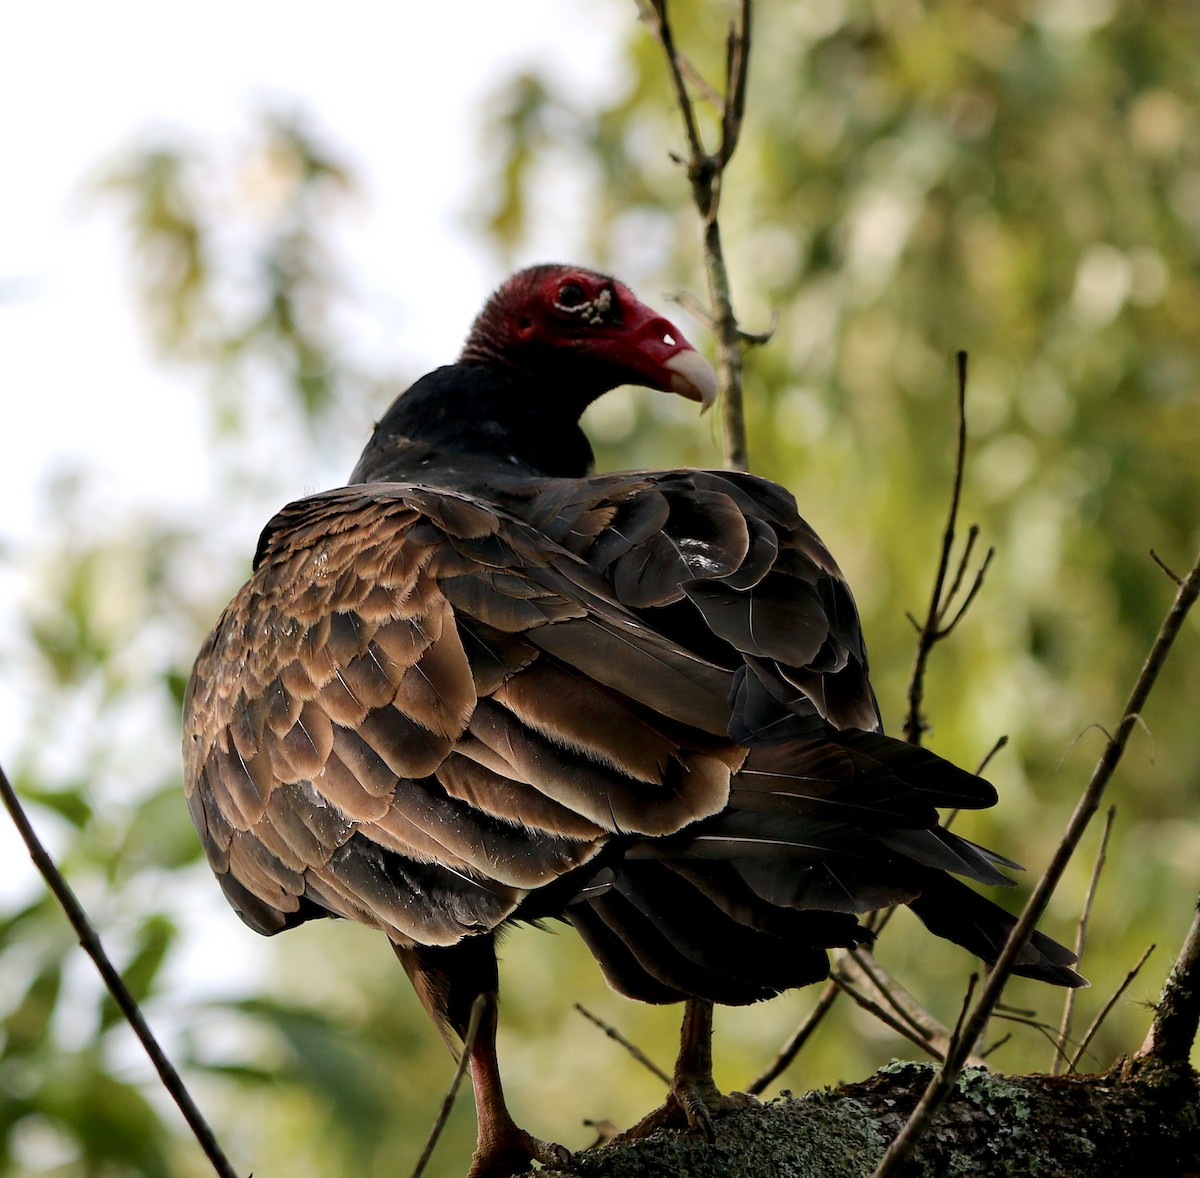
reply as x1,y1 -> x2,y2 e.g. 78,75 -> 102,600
663,350 -> 719,414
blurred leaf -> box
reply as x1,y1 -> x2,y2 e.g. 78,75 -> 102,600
164,669 -> 190,711
118,783 -> 204,875
98,915 -> 176,1032
187,1060 -> 277,1085
12,782 -> 93,831
476,71 -> 556,252
42,1056 -> 172,1178
219,996 -> 390,1143
4,963 -> 62,1057
92,143 -> 209,357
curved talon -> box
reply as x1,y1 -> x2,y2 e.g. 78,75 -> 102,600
615,1085 -> 757,1145
677,1081 -> 717,1141
542,1139 -> 574,1168
613,1093 -> 688,1143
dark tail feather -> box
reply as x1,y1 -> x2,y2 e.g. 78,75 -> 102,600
907,874 -> 1086,988
567,730 -> 1084,1000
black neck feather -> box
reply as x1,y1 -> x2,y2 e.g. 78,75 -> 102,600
349,363 -> 596,486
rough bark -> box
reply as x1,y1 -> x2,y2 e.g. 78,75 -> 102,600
529,1058 -> 1199,1178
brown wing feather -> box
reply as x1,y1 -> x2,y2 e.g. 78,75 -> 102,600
184,484 -> 742,948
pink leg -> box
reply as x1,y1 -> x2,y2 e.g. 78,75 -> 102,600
395,938 -> 568,1178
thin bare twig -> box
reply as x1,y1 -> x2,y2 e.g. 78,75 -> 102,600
1150,548 -> 1183,586
633,0 -> 724,110
720,1 -> 752,167
941,525 -> 980,610
0,761 -> 243,1178
667,289 -> 715,332
938,736 -> 1011,840
873,544 -> 1200,1177
1053,806 -> 1116,1073
1138,894 -> 1200,1064
410,993 -> 487,1178
948,973 -> 979,1056
1068,944 -> 1155,1073
977,1033 -> 1012,1059
831,973 -> 946,1062
976,734 -> 1009,777
645,0 -> 706,171
739,319 -> 777,347
846,949 -> 939,1046
746,978 -> 839,1095
575,1004 -> 671,1085
672,287 -> 775,348
640,0 -> 755,470
642,0 -> 759,1081
991,1012 -> 1074,1068
903,352 -> 995,746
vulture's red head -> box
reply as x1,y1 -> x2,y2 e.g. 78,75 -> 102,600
460,264 -> 718,411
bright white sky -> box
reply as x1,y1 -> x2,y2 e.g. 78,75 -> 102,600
1,0 -> 626,535
0,2 -> 628,895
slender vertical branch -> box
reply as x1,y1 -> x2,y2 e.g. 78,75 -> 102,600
0,761 -> 244,1178
720,0 -> 752,166
642,0 -> 761,1093
873,546 -> 1200,1177
708,231 -> 749,470
1053,806 -> 1116,1073
641,0 -> 760,471
903,352 -> 994,745
644,0 -> 707,170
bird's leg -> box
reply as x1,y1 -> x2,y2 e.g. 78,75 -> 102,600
463,990 -> 571,1178
394,939 -> 569,1178
668,997 -> 722,1136
618,997 -> 752,1142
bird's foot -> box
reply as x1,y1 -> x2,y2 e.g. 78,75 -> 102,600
614,1083 -> 758,1144
466,1126 -> 572,1178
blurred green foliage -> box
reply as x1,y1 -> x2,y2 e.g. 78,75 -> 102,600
2,2 -> 1199,1176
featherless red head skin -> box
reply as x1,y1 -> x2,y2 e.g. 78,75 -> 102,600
460,264 -> 717,410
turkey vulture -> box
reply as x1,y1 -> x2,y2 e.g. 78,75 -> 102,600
183,264 -> 1082,1177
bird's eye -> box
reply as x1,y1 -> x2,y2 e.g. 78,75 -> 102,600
555,282 -> 587,308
